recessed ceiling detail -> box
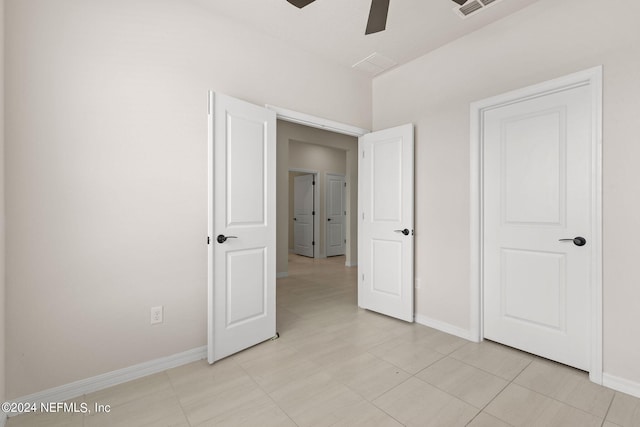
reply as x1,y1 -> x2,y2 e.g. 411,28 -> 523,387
352,52 -> 398,76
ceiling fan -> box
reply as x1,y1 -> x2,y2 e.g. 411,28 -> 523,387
286,0 -> 471,35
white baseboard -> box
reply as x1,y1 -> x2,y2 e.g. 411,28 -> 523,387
603,373 -> 640,399
415,314 -> 474,341
345,261 -> 357,267
10,346 -> 207,414
276,272 -> 288,278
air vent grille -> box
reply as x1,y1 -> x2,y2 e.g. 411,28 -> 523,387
460,1 -> 482,15
454,0 -> 504,19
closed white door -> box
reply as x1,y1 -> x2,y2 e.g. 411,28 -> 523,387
359,124 -> 414,322
483,83 -> 593,370
326,173 -> 346,257
207,92 -> 276,363
293,174 -> 314,258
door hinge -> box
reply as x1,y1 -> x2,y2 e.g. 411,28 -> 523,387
362,273 -> 365,281
362,212 -> 365,220
312,241 -> 315,246
312,211 -> 315,215
207,236 -> 210,245
344,239 -> 346,244
344,182 -> 347,187
362,151 -> 365,158
312,181 -> 316,185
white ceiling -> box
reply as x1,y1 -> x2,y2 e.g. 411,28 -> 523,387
194,0 -> 541,75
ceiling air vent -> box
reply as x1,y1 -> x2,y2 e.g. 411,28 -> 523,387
454,0 -> 504,19
459,1 -> 482,16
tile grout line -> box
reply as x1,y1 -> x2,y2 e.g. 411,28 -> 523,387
600,391 -> 617,427
165,368 -> 194,427
236,354 -> 301,427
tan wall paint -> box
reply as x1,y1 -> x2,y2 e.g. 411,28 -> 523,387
276,121 -> 357,276
373,0 -> 640,385
4,0 -> 370,398
0,0 -> 6,407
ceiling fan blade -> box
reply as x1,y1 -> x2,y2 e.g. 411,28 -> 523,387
365,0 -> 390,35
286,0 -> 316,8
451,0 -> 468,5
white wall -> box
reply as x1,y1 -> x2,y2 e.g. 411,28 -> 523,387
4,0 -> 371,398
373,0 -> 640,386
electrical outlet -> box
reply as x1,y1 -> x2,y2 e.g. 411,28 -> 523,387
150,306 -> 163,325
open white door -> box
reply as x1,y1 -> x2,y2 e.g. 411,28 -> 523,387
359,124 -> 414,322
293,174 -> 315,258
326,173 -> 346,257
207,92 -> 276,363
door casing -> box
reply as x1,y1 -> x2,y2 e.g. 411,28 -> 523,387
469,66 -> 603,383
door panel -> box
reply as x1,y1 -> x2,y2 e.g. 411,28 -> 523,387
359,124 -> 414,322
483,84 -> 591,370
326,174 -> 346,257
293,174 -> 314,257
227,115 -> 266,226
501,249 -> 565,330
226,248 -> 266,327
208,92 -> 276,363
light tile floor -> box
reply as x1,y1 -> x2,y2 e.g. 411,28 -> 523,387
8,254 -> 640,426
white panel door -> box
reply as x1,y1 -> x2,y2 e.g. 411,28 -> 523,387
207,92 -> 276,363
326,173 -> 346,257
293,174 -> 314,258
359,124 -> 414,322
483,84 -> 592,370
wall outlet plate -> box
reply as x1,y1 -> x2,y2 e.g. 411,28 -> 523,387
150,306 -> 163,325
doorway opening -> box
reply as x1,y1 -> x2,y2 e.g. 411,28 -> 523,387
276,118 -> 360,278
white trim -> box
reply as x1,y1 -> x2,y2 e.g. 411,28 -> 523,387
346,261 -> 357,267
266,105 -> 369,137
603,373 -> 640,399
415,314 -> 475,341
9,347 -> 206,415
207,91 -> 215,364
469,66 -> 603,381
276,272 -> 289,278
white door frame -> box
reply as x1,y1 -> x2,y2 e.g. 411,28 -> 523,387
290,169 -> 320,258
469,66 -> 603,383
268,105 -> 369,268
